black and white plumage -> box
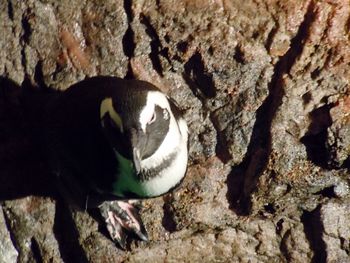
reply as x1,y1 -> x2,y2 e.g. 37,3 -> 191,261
45,76 -> 188,247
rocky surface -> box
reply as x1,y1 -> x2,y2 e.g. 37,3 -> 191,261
0,0 -> 350,262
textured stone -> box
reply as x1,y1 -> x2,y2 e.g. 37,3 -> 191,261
0,205 -> 18,263
1,0 -> 350,262
274,216 -> 312,262
3,197 -> 61,262
320,200 -> 350,263
126,221 -> 284,263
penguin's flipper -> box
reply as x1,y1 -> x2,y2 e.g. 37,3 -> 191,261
99,200 -> 148,249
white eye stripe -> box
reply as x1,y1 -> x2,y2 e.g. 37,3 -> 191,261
139,91 -> 171,132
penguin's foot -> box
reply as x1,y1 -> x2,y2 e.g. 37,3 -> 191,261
99,200 -> 148,249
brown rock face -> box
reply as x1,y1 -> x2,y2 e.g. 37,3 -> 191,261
1,0 -> 350,262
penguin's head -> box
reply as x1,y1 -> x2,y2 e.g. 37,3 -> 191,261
100,80 -> 188,198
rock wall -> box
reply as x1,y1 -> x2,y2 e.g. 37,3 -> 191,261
0,0 -> 349,262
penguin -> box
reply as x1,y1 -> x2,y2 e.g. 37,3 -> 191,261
44,76 -> 188,247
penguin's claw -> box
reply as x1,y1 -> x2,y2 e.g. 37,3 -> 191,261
99,200 -> 148,248
105,211 -> 127,249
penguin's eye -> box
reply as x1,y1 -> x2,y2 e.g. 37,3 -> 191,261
163,109 -> 169,120
148,112 -> 156,124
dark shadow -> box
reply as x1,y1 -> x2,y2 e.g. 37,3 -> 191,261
225,161 -> 252,215
314,186 -> 337,198
162,193 -> 177,232
30,237 -> 43,263
53,198 -> 89,263
122,0 -> 135,80
183,52 -> 216,99
300,104 -> 333,169
301,207 -> 327,263
0,76 -> 57,201
342,156 -> 350,169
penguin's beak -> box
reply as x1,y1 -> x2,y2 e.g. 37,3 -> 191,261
130,128 -> 147,174
133,147 -> 141,174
